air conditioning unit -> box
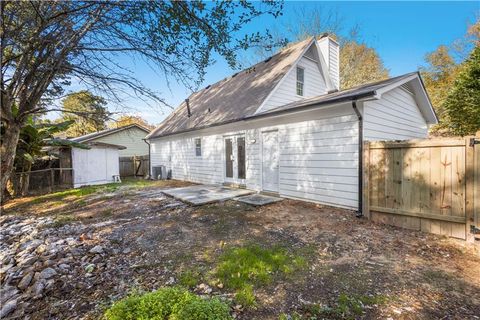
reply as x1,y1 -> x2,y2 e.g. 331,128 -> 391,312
152,165 -> 167,180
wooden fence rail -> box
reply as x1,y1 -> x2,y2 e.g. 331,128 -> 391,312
363,136 -> 480,242
119,155 -> 149,177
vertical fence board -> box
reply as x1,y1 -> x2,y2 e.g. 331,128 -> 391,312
451,147 -> 465,217
377,148 -> 386,208
393,148 -> 402,209
419,147 -> 431,213
385,149 -> 395,209
440,147 -> 453,217
402,148 -> 413,211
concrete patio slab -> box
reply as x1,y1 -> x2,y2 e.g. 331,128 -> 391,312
235,194 -> 283,206
162,184 -> 254,205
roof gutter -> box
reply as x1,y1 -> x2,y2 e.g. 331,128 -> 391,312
351,101 -> 363,218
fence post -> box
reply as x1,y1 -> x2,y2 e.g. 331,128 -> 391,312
133,156 -> 137,177
465,136 -> 475,243
362,141 -> 370,219
49,168 -> 54,193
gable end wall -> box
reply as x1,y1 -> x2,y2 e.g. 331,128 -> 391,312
363,87 -> 429,141
91,127 -> 149,157
260,56 -> 328,112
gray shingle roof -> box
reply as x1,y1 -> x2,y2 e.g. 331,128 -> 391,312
146,38 -> 315,139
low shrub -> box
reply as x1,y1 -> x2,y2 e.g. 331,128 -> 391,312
104,287 -> 232,320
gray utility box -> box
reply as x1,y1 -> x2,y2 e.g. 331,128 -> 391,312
152,165 -> 167,180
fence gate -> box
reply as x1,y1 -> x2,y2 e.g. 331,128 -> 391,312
363,136 -> 480,242
119,155 -> 150,177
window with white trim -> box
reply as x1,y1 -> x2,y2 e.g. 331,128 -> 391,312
195,138 -> 201,156
296,67 -> 304,96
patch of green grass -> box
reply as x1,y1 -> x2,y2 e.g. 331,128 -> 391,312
234,284 -> 256,307
104,287 -> 232,320
19,178 -> 156,207
292,293 -> 389,320
46,215 -> 78,228
213,244 -> 306,308
178,270 -> 202,288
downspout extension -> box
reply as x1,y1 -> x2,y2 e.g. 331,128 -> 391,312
352,101 -> 363,218
143,138 -> 152,179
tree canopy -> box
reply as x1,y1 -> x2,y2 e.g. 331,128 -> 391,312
0,1 -> 282,198
441,45 -> 480,136
420,19 -> 479,135
110,115 -> 155,130
60,91 -> 110,137
242,7 -> 389,89
339,41 -> 389,89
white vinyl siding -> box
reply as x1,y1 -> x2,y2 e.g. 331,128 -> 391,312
195,138 -> 202,156
150,104 -> 358,209
71,146 -> 120,188
296,67 -> 304,96
328,41 -> 340,90
92,127 -> 149,157
363,87 -> 428,141
261,57 -> 328,112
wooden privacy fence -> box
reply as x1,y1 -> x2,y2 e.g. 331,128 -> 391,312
363,136 -> 480,242
119,155 -> 149,177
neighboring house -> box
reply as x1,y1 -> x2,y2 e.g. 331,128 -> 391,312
72,124 -> 150,157
145,36 -> 437,211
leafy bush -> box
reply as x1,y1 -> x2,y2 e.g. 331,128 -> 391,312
214,244 -> 306,307
104,287 -> 232,320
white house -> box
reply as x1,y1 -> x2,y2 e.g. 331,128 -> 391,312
145,36 -> 437,211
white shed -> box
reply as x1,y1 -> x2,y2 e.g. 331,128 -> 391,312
65,142 -> 125,188
146,36 -> 437,212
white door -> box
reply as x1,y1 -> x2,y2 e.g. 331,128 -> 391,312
224,135 -> 246,185
262,131 -> 279,193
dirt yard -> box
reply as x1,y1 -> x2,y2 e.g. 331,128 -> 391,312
1,179 -> 479,319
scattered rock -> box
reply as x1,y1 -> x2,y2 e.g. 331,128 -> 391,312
18,272 -> 33,290
31,280 -> 45,297
197,283 -> 212,294
0,299 -> 17,318
39,267 -> 57,280
0,286 -> 19,304
89,245 -> 104,254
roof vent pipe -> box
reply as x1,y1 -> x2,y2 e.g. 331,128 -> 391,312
185,98 -> 191,117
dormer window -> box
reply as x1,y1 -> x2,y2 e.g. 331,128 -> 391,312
296,67 -> 304,96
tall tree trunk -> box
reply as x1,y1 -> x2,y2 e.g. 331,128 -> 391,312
1,122 -> 21,203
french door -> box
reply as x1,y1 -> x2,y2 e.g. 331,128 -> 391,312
224,135 -> 246,185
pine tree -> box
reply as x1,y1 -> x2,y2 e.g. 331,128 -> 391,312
442,46 -> 480,136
